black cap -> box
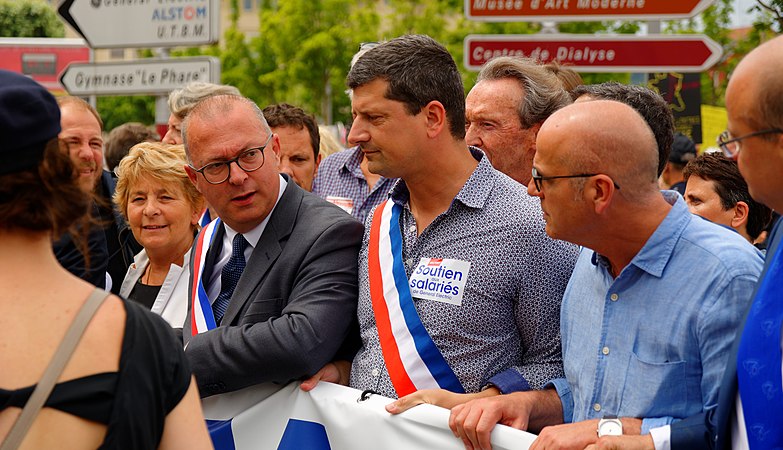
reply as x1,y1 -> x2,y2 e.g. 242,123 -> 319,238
669,132 -> 697,165
0,70 -> 61,175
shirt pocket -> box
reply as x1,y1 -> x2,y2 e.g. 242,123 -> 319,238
621,351 -> 688,419
241,297 -> 284,324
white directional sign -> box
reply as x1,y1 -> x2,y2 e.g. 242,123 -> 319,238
59,57 -> 220,96
58,0 -> 220,49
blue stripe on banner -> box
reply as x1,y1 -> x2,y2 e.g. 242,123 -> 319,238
387,204 -> 464,393
206,419 -> 236,450
277,419 -> 331,450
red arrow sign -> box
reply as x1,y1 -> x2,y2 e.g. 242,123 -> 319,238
466,0 -> 715,21
464,34 -> 723,73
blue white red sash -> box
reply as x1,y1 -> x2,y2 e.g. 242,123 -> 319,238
199,208 -> 212,228
367,200 -> 464,397
190,218 -> 222,334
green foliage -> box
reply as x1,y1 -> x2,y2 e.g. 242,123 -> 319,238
0,0 -> 64,37
97,96 -> 156,132
71,0 -> 783,126
663,0 -> 734,106
750,0 -> 783,33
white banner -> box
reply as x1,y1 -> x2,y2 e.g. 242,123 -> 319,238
201,382 -> 536,449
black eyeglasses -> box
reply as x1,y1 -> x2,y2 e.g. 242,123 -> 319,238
190,134 -> 273,185
717,128 -> 783,158
531,167 -> 621,192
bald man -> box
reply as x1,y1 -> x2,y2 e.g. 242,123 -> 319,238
447,100 -> 763,450
583,35 -> 783,450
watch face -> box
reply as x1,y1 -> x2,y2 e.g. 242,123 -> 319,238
599,420 -> 623,436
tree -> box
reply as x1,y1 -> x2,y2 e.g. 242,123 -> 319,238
663,0 -> 734,106
97,95 -> 156,133
249,0 -> 379,124
752,0 -> 783,32
0,0 -> 64,38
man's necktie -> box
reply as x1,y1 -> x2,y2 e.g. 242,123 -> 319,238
737,237 -> 783,448
213,233 -> 248,324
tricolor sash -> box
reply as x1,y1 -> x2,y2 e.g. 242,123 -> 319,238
190,217 -> 222,335
199,208 -> 213,228
367,200 -> 464,397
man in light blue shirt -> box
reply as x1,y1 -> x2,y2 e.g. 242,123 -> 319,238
448,100 -> 763,450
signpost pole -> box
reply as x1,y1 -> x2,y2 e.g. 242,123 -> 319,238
155,47 -> 172,139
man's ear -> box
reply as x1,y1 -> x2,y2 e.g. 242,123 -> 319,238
270,133 -> 281,157
730,201 -> 750,230
527,122 -> 543,155
313,153 -> 322,177
423,100 -> 447,139
589,175 -> 618,215
185,164 -> 200,190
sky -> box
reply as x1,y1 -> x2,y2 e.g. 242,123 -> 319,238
733,0 -> 761,27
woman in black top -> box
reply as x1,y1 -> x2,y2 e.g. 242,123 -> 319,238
0,70 -> 211,449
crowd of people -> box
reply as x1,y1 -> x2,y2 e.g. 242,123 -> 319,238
1,32 -> 781,450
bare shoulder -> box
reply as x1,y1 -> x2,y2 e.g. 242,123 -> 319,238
66,290 -> 128,377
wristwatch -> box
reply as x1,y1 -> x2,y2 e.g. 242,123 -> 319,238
597,415 -> 623,437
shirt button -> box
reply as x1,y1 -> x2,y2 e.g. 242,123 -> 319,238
593,403 -> 601,412
602,347 -> 610,355
610,293 -> 619,301
371,368 -> 380,377
408,225 -> 417,234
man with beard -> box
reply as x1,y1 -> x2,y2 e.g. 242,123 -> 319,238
54,97 -> 138,292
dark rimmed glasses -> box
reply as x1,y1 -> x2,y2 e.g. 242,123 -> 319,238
190,134 -> 273,184
717,128 -> 783,158
531,167 -> 621,192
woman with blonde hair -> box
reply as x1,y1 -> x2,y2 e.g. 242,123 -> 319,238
114,142 -> 204,328
0,72 -> 210,449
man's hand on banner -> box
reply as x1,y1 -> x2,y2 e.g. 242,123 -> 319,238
386,387 -> 501,414
300,360 -> 352,391
584,435 -> 654,450
448,388 -> 565,450
532,417 -> 643,450
529,420 -> 601,450
448,391 -> 535,450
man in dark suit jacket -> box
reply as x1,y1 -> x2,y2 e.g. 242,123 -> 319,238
585,35 -> 783,450
182,94 -> 363,398
55,97 -> 139,293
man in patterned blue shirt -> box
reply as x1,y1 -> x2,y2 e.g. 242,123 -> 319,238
448,100 -> 763,450
303,34 -> 579,407
312,144 -> 395,223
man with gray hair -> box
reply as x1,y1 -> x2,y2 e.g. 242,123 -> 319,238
465,56 -> 571,185
180,94 -> 363,397
162,81 -> 241,145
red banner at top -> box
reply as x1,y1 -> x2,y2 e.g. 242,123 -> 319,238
466,0 -> 715,21
464,34 -> 723,73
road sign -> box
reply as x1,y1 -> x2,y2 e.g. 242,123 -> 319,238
464,34 -> 723,73
465,0 -> 716,22
58,0 -> 219,49
59,57 -> 220,96
0,38 -> 90,95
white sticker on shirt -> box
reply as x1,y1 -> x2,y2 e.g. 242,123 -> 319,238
326,196 -> 354,214
409,258 -> 471,306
